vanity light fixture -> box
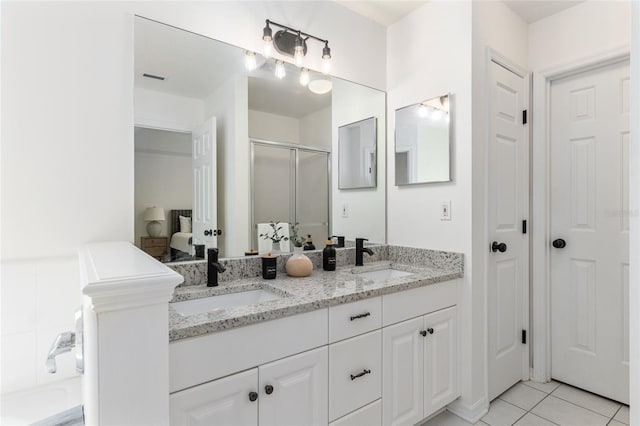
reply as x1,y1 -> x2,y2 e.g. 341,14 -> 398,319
299,68 -> 310,86
244,51 -> 257,71
308,79 -> 332,95
262,19 -> 332,74
275,60 -> 286,79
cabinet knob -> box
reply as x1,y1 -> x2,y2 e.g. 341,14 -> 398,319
265,384 -> 274,395
420,330 -> 427,337
427,327 -> 434,334
248,391 -> 258,402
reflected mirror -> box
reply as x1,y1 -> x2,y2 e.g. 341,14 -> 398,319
338,117 -> 377,189
395,94 -> 452,185
133,17 -> 386,261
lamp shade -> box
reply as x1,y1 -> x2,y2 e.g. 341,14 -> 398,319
143,207 -> 165,222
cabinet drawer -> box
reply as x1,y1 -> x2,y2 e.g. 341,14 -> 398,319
145,246 -> 166,257
330,399 -> 381,426
144,238 -> 166,248
329,330 -> 381,421
329,296 -> 381,343
382,279 -> 457,326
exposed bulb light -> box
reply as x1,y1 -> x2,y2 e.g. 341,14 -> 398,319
299,68 -> 310,86
294,33 -> 304,67
244,51 -> 257,71
322,42 -> 331,75
263,20 -> 273,58
275,60 -> 286,79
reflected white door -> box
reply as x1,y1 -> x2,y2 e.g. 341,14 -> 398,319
487,60 -> 529,401
192,118 -> 217,249
550,60 -> 630,404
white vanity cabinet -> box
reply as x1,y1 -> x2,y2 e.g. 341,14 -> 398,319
382,281 -> 458,426
170,347 -> 327,426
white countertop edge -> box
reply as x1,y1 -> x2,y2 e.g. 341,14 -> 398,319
80,241 -> 183,313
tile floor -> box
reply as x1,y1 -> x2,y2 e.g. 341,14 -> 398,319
424,381 -> 630,426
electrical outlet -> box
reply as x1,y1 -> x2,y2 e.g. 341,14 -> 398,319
341,204 -> 349,218
440,201 -> 451,221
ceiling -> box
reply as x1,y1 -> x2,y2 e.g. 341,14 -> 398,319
135,17 -> 331,119
335,0 -> 585,26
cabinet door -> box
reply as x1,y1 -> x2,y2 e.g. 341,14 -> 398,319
382,317 -> 424,426
169,368 -> 258,426
423,306 -> 458,417
259,346 -> 328,426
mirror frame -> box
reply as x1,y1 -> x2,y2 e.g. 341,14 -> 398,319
394,93 -> 453,186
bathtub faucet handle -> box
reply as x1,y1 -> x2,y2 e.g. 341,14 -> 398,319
45,331 -> 76,374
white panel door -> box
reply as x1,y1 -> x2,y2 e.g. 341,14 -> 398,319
169,368 -> 258,426
192,117 -> 217,249
487,61 -> 529,400
382,317 -> 424,426
259,346 -> 328,426
550,60 -> 630,404
423,307 -> 457,417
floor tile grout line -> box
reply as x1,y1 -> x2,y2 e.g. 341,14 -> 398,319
546,392 -> 621,420
521,381 -> 560,394
526,392 -> 562,426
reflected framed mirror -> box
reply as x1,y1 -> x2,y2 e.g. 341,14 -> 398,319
338,117 -> 377,189
133,16 -> 387,262
395,93 -> 452,185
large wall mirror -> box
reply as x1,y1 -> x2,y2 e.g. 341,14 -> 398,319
395,94 -> 452,185
338,117 -> 377,189
133,17 -> 386,261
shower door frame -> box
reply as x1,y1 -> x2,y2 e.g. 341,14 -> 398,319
250,139 -> 332,249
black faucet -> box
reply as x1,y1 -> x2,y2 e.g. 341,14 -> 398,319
331,235 -> 345,248
207,248 -> 226,287
355,238 -> 374,266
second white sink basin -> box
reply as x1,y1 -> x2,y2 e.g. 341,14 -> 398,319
354,268 -> 414,281
172,288 -> 282,316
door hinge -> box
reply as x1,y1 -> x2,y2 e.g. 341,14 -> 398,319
522,330 -> 527,344
522,110 -> 527,125
522,220 -> 527,234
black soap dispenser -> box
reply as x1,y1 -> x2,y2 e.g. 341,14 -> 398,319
303,235 -> 316,251
323,238 -> 336,271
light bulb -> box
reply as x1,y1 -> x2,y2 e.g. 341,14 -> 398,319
294,34 -> 304,67
299,68 -> 310,86
263,40 -> 273,59
245,51 -> 257,71
275,60 -> 286,79
322,43 -> 331,75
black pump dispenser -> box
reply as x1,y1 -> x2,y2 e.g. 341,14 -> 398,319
323,238 -> 336,271
303,235 -> 316,251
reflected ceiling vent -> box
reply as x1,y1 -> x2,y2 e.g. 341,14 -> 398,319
142,73 -> 166,81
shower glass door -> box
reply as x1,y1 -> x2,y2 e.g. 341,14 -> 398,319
251,140 -> 330,250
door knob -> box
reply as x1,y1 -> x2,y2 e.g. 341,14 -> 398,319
491,242 -> 507,253
265,384 -> 274,395
552,238 -> 566,249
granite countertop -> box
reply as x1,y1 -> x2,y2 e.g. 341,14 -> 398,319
168,260 -> 463,341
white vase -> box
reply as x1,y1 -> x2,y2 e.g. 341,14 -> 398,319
286,247 -> 313,277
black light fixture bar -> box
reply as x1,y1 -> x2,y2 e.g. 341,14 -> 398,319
265,19 -> 328,46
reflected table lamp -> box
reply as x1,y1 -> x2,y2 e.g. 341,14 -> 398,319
144,206 -> 165,237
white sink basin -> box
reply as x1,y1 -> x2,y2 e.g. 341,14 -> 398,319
172,288 -> 282,316
354,269 -> 414,281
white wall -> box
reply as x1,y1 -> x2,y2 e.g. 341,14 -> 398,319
528,1 -> 631,71
1,0 -> 386,396
332,78 -> 386,243
134,87 -> 204,132
300,106 -> 332,150
205,75 -> 250,257
249,109 -> 301,143
134,128 -> 193,247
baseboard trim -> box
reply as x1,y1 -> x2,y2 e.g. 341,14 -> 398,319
447,397 -> 489,424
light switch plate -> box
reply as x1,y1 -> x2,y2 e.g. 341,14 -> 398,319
440,201 -> 451,221
341,204 -> 349,218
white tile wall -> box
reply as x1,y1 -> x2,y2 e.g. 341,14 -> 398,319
0,257 -> 82,394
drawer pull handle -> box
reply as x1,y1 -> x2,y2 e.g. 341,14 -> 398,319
350,312 -> 371,321
350,369 -> 371,380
